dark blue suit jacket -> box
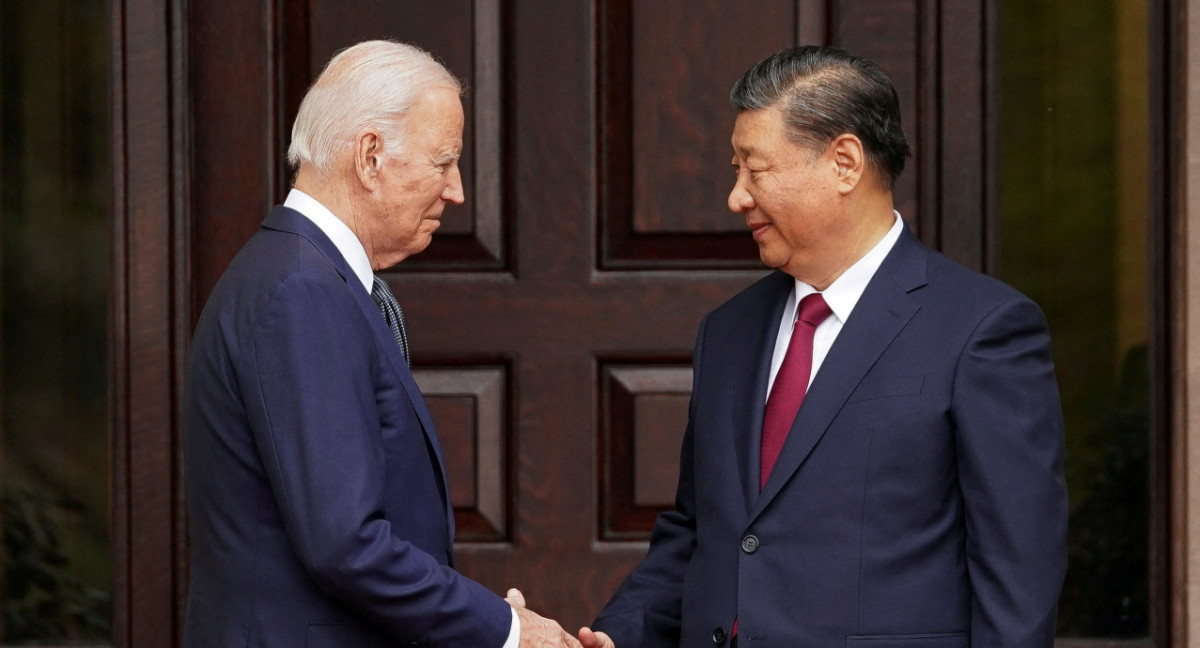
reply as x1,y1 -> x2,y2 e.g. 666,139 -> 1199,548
593,226 -> 1068,648
182,206 -> 510,647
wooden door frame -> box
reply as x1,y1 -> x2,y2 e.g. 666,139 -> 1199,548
1173,0 -> 1200,646
110,0 -> 190,644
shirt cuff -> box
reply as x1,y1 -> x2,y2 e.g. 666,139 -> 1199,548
502,606 -> 521,648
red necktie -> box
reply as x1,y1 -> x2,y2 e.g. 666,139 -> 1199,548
760,292 -> 832,490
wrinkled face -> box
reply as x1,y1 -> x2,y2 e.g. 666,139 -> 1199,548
728,106 -> 846,284
365,86 -> 465,268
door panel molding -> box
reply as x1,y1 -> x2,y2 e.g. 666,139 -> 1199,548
111,0 -> 191,644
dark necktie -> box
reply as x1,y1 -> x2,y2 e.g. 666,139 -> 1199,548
370,276 -> 411,367
760,292 -> 832,489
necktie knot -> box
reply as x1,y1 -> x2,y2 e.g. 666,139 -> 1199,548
797,292 -> 832,327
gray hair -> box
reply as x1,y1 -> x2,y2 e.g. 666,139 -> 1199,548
287,40 -> 463,174
730,46 -> 911,189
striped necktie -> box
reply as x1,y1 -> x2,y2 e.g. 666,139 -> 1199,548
370,276 -> 411,368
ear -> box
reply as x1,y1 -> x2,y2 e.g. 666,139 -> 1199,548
829,134 -> 865,194
353,130 -> 384,191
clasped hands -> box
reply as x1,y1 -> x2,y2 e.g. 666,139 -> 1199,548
505,588 -> 614,648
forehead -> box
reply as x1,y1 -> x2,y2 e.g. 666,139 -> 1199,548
731,106 -> 787,156
403,87 -> 464,143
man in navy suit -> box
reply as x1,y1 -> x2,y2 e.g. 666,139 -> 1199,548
182,40 -> 579,648
579,46 -> 1068,648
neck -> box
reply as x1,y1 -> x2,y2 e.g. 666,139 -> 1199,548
293,165 -> 379,268
797,195 -> 895,291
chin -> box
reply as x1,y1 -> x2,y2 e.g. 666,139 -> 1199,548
405,238 -> 434,258
757,249 -> 788,270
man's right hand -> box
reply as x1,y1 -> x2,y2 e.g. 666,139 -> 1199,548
506,588 -> 583,648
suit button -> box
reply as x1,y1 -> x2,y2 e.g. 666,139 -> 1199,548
741,534 -> 760,553
712,626 -> 728,645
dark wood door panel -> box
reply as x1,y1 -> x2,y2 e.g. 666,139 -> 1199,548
305,0 -> 505,270
188,0 -> 279,321
286,0 -> 507,271
598,0 -> 806,269
834,0 -> 922,223
833,0 -> 993,269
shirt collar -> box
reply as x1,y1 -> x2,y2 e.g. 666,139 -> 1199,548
283,188 -> 375,293
792,211 -> 906,324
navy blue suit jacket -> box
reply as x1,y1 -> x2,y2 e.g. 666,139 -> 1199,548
593,226 -> 1068,648
182,206 -> 510,647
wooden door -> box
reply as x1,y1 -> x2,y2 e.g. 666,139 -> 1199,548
114,0 -> 993,641
183,0 -> 992,631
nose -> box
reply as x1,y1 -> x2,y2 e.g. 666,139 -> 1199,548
728,174 -> 754,213
443,162 -> 465,205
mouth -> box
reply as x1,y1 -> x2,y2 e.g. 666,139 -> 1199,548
748,221 -> 770,240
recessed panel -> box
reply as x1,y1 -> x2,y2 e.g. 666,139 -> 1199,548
424,395 -> 478,509
598,0 -> 822,269
630,2 -> 795,235
297,0 -> 506,269
413,366 -> 508,542
633,394 -> 688,506
599,363 -> 692,540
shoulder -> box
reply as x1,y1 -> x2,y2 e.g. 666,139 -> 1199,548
212,224 -> 349,303
917,248 -> 1039,319
869,226 -> 1036,319
883,245 -> 1052,359
194,225 -> 363,348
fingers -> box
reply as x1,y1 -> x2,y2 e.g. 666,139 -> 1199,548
578,627 -> 615,648
508,589 -> 587,648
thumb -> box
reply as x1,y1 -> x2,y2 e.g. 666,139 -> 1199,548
505,588 -> 527,609
579,627 -> 614,648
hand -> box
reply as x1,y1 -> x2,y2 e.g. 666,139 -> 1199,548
506,588 -> 583,648
577,627 -> 615,648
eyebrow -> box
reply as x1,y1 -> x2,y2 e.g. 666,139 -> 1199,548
731,142 -> 760,158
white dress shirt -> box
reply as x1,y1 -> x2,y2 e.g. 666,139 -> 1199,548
766,212 -> 906,397
283,189 -> 522,648
284,189 -> 374,293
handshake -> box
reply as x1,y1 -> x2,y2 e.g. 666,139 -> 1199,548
505,588 -> 614,648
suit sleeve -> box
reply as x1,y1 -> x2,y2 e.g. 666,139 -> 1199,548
952,295 -> 1068,648
591,318 -> 708,648
243,270 -> 511,647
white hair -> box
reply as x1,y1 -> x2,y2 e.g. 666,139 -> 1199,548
287,40 -> 463,174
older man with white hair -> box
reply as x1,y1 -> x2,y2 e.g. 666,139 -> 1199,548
182,40 -> 578,648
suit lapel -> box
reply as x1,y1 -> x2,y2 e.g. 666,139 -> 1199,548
731,272 -> 793,512
749,227 -> 928,522
349,285 -> 460,553
262,207 -> 456,539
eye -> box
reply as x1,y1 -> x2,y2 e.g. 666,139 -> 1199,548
732,161 -> 765,179
434,154 -> 461,173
